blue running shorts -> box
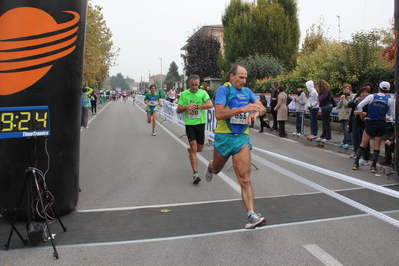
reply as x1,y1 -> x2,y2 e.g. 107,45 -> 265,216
146,109 -> 158,115
214,133 -> 252,157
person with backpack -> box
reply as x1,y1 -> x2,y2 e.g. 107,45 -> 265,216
204,65 -> 267,229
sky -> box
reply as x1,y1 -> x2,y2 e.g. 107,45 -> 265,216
89,0 -> 394,83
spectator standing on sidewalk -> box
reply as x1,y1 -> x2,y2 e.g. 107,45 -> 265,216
274,85 -> 288,138
293,84 -> 307,136
353,81 -> 394,172
337,84 -> 354,148
316,79 -> 333,142
348,82 -> 373,158
353,86 -> 372,165
258,94 -> 270,132
306,80 -> 319,140
158,88 -> 166,100
270,81 -> 279,131
204,64 -> 267,229
81,86 -> 93,129
384,137 -> 395,166
90,91 -> 98,114
206,87 -> 214,102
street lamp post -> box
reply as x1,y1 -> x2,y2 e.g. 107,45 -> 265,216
159,58 -> 162,90
148,70 -> 151,84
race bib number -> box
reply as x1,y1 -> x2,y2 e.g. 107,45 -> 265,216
188,109 -> 201,119
149,101 -> 157,106
230,112 -> 249,124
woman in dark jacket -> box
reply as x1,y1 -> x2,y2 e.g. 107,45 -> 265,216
270,81 -> 280,131
316,79 -> 333,142
258,94 -> 270,132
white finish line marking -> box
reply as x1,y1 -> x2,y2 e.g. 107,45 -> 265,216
304,244 -> 343,266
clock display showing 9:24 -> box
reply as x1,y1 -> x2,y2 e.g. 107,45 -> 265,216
0,106 -> 50,139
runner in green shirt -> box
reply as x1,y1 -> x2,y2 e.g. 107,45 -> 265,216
177,75 -> 213,184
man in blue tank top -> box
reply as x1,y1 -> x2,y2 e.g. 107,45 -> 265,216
352,81 -> 394,172
204,65 -> 267,229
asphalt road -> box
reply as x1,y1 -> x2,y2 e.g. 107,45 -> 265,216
1,98 -> 399,265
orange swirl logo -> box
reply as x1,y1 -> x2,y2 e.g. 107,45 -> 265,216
0,7 -> 80,95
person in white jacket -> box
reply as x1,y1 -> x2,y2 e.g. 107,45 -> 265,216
306,80 -> 319,139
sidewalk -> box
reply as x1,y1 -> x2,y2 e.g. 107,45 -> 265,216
253,117 -> 388,161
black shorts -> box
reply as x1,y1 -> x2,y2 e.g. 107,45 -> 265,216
185,124 -> 206,145
166,98 -> 175,102
365,120 -> 387,137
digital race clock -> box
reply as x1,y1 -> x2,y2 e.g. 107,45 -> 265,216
0,106 -> 50,139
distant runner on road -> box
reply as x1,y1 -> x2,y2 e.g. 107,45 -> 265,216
145,85 -> 162,136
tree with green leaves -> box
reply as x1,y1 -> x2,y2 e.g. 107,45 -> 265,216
83,4 -> 119,89
221,0 -> 300,70
110,73 -> 129,91
182,31 -> 221,81
275,30 -> 392,95
235,53 -> 286,88
165,61 -> 180,89
301,18 -> 330,56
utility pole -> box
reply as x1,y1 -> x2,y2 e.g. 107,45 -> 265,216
159,58 -> 162,90
336,15 -> 341,42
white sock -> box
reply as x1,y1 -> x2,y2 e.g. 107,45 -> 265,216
247,210 -> 255,219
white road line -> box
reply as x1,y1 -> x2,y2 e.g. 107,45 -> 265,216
3,211 -> 398,254
80,101 -> 111,132
252,147 -> 399,199
304,244 -> 344,266
251,153 -> 399,228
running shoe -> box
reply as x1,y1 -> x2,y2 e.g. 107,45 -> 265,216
152,132 -> 156,136
349,152 -> 356,159
296,133 -> 303,136
359,159 -> 370,166
193,172 -> 201,184
321,138 -> 329,143
245,213 -> 267,229
205,161 -> 213,182
370,164 -> 377,173
352,161 -> 359,170
315,137 -> 322,142
342,144 -> 351,149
